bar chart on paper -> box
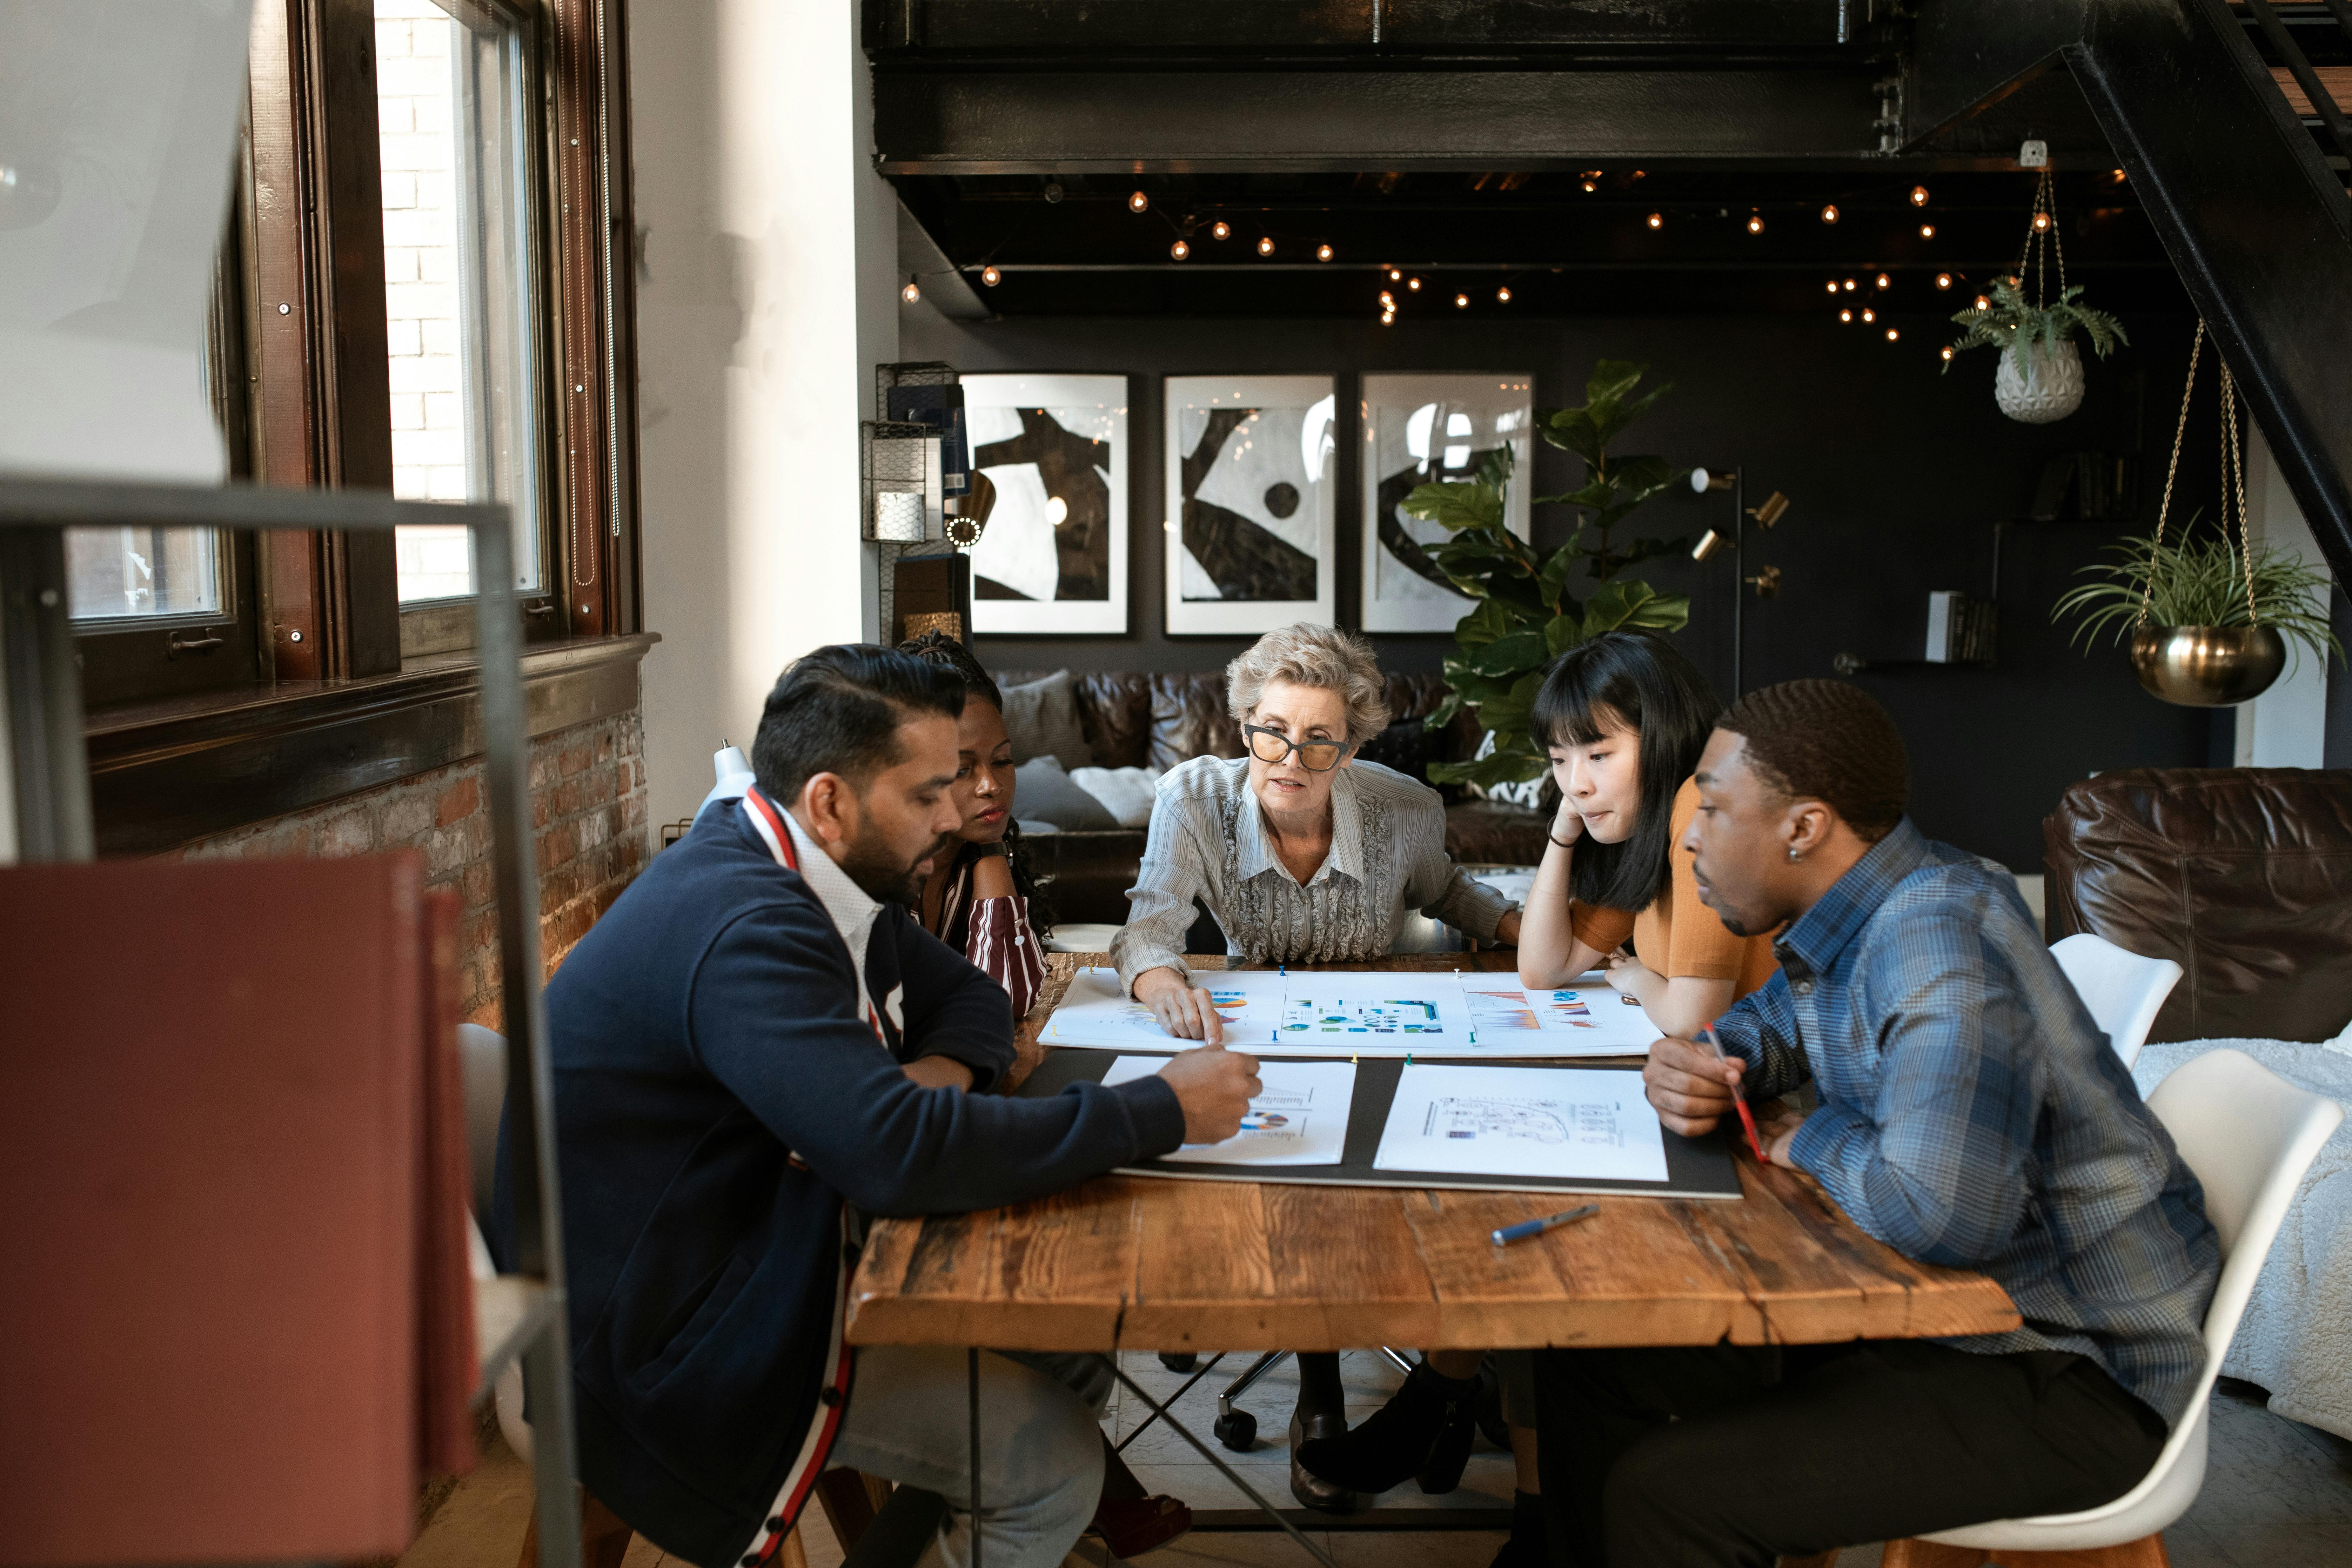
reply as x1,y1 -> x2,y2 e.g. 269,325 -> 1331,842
1041,967 -> 1659,1057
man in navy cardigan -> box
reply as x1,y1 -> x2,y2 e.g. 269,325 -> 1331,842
506,645 -> 1258,1568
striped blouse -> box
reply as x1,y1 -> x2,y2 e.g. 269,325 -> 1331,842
1111,755 -> 1516,996
930,843 -> 1048,1020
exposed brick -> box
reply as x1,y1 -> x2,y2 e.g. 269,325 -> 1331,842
559,742 -> 591,779
380,788 -> 433,844
461,860 -> 495,911
437,776 -> 479,827
318,807 -> 374,858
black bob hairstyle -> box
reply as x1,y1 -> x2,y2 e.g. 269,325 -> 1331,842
751,643 -> 966,806
1528,630 -> 1724,913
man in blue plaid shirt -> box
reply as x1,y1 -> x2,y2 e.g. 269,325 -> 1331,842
1534,680 -> 2218,1568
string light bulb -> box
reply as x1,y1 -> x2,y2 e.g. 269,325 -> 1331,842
1128,189 -> 1149,213
1886,327 -> 1901,341
2032,212 -> 2051,232
1910,185 -> 1930,206
1316,243 -> 1334,261
1747,213 -> 1765,234
1875,273 -> 1891,290
1211,220 -> 1231,240
1380,310 -> 1395,326
1974,294 -> 1990,310
901,280 -> 920,304
1825,279 -> 1839,294
1839,308 -> 1853,323
1454,293 -> 1469,308
980,264 -> 1000,287
1257,235 -> 1274,256
1935,272 -> 1953,290
1581,177 -> 1599,192
1843,278 -> 1857,292
1496,286 -> 1512,303
1861,308 -> 1876,323
1170,239 -> 1189,261
1919,223 -> 1936,239
1821,203 -> 1840,224
1646,211 -> 1663,229
1941,345 -> 1955,362
1407,276 -> 1422,291
1379,291 -> 1395,309
1389,268 -> 1402,280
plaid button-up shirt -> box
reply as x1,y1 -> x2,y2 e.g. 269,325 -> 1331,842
1717,818 -> 2219,1426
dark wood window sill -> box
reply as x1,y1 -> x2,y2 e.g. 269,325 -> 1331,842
87,632 -> 661,856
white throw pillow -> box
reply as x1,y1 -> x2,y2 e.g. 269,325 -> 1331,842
1069,765 -> 1161,828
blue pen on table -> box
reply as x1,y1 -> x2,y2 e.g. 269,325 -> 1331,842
1490,1204 -> 1600,1247
1696,1021 -> 1768,1165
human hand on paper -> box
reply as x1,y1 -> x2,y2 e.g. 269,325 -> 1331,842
1134,967 -> 1227,1044
1642,1034 -> 1745,1137
1158,1043 -> 1263,1143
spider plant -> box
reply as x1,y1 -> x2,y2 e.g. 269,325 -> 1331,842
1944,278 -> 2128,373
2052,513 -> 2344,671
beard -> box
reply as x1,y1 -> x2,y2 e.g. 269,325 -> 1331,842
839,825 -> 958,907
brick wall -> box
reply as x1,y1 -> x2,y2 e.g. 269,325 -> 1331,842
173,712 -> 649,1027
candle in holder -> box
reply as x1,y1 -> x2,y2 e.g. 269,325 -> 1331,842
872,491 -> 926,542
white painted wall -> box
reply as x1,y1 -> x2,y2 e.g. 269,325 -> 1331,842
629,0 -> 899,838
2235,427 -> 2332,769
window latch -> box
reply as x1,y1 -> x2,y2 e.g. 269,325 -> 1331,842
166,630 -> 226,660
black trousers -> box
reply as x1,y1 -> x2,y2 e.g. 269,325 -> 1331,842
1532,1339 -> 2170,1568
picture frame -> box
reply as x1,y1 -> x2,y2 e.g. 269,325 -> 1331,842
1359,373 -> 1535,633
1164,373 -> 1338,636
961,373 -> 1129,635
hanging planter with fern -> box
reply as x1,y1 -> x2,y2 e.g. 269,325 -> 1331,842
2052,322 -> 2341,706
1945,169 -> 2126,424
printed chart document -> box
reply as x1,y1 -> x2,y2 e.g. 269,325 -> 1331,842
1042,967 -> 1288,1046
1373,1064 -> 1669,1182
1101,1056 -> 1355,1165
1458,982 -> 1658,1056
1275,970 -> 1473,1046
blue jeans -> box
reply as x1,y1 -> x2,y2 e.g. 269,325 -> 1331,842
825,1347 -> 1106,1568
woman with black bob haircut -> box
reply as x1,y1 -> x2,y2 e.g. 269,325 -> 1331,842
1516,629 -> 1778,1038
1296,634 -> 1780,1550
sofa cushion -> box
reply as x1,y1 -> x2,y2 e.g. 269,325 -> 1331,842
2044,767 -> 2352,1043
1070,765 -> 1160,828
1444,800 -> 1552,869
999,670 -> 1094,769
1149,673 -> 1245,772
1011,757 -> 1119,831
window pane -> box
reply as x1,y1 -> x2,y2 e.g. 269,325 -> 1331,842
66,527 -> 224,620
378,0 -> 544,602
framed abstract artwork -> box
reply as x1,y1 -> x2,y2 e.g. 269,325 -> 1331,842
1359,373 -> 1534,633
1164,374 -> 1337,635
962,374 -> 1129,634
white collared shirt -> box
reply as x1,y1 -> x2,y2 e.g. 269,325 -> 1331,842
1111,754 -> 1515,993
740,792 -> 891,1041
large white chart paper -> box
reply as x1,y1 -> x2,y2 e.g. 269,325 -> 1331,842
1043,967 -> 1660,1058
1101,1056 -> 1355,1166
1374,1064 -> 1669,1182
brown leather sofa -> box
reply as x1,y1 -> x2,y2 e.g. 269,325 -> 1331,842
2044,768 -> 2352,1043
1000,669 -> 1551,927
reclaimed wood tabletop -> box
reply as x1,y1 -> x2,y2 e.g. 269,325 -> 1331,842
847,953 -> 2020,1354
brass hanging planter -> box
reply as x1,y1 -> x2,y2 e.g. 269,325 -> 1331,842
2129,624 -> 2286,707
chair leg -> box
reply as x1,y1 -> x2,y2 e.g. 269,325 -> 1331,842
816,1468 -> 898,1552
517,1491 -> 636,1568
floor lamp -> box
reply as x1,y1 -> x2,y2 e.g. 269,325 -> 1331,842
1689,467 -> 1790,700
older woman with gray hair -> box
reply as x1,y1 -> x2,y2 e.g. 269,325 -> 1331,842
1112,621 -> 1521,1511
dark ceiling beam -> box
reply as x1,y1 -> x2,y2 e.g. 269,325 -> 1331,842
1911,0 -> 2352,584
873,68 -> 1889,174
864,0 -> 1863,58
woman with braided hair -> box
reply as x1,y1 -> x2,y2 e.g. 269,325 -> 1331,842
894,630 -> 1056,1019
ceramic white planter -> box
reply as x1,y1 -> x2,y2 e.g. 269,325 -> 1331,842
1994,338 -> 2086,423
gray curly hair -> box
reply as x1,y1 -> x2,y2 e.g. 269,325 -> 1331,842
1225,623 -> 1392,746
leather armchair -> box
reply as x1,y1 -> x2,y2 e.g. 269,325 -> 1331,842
2043,768 -> 2352,1043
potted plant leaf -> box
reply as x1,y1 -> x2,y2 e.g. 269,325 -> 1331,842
1943,168 -> 2127,424
2054,322 -> 2341,706
1945,277 -> 2128,424
1402,359 -> 1690,794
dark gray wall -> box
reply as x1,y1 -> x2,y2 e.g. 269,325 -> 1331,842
907,306 -> 2229,871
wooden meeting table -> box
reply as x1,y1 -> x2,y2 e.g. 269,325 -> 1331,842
844,953 -> 2019,1566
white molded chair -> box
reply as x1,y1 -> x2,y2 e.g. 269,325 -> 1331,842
2052,932 -> 2184,1071
1888,1049 -> 2342,1565
456,1023 -> 539,1463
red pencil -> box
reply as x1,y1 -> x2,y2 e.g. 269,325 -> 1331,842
1696,1021 -> 1767,1165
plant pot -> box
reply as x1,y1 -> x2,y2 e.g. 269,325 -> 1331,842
1994,339 -> 2085,423
2128,624 -> 2287,706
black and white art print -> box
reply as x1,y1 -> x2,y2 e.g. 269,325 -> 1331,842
1164,374 -> 1337,636
962,374 -> 1128,635
1360,374 -> 1534,633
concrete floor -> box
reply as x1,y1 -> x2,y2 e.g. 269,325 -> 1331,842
398,1355 -> 2352,1568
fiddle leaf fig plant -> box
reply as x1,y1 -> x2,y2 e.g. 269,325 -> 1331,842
1402,359 -> 1692,791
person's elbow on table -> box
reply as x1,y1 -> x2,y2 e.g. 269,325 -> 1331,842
1492,909 -> 1522,947
1156,1043 -> 1262,1143
1643,1034 -> 1745,1137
